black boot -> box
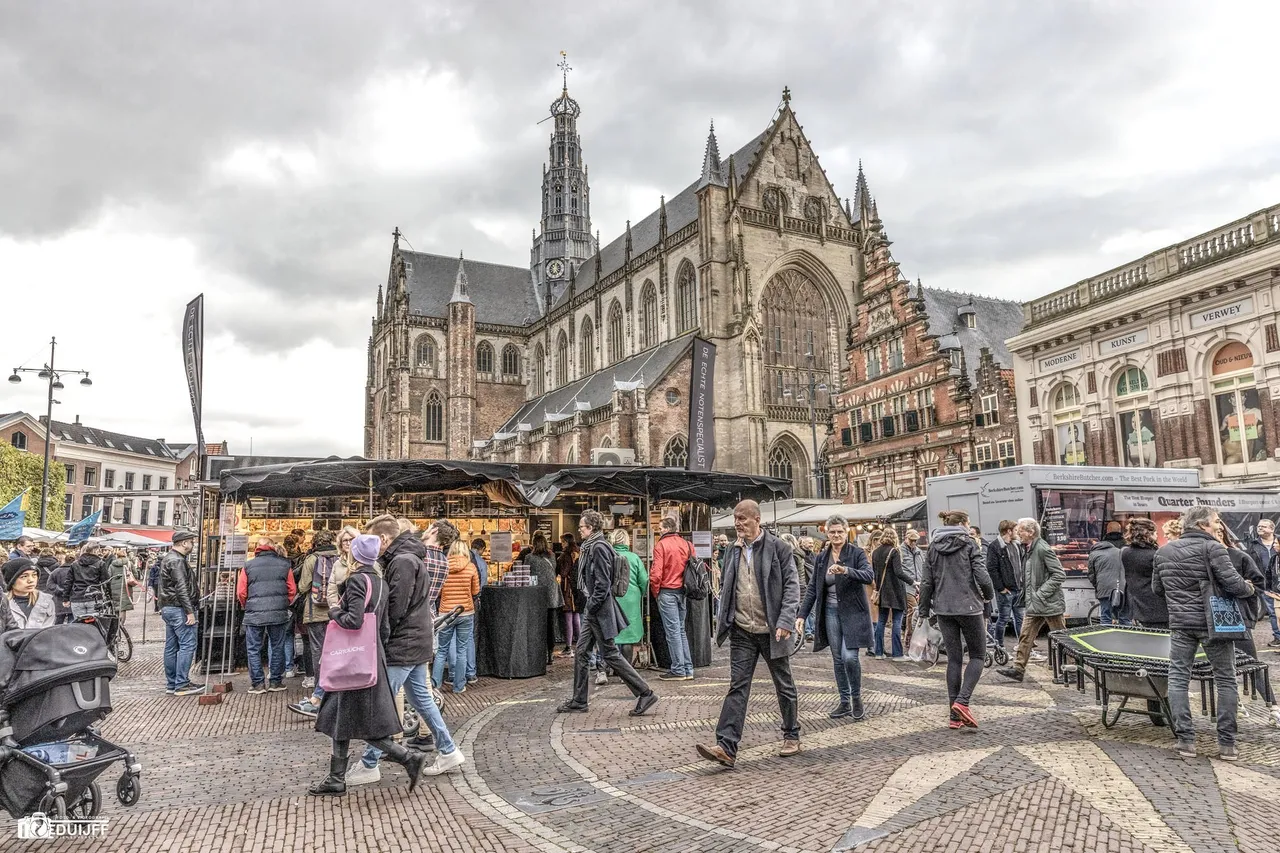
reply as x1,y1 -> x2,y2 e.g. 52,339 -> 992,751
309,755 -> 348,796
372,739 -> 427,793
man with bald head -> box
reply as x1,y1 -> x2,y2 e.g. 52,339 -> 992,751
696,499 -> 801,768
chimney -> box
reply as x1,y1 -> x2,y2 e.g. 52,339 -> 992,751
74,414 -> 81,425
38,415 -> 48,425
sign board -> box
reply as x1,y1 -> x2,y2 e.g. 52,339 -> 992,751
1037,348 -> 1081,373
1190,296 -> 1254,329
1029,467 -> 1200,489
489,531 -> 514,562
692,530 -> 713,559
687,338 -> 717,472
1043,506 -> 1067,546
1097,327 -> 1149,356
219,504 -> 238,536
1113,490 -> 1280,513
220,534 -> 248,570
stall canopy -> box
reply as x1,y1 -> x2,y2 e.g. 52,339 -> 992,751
714,496 -> 927,529
219,458 -> 792,509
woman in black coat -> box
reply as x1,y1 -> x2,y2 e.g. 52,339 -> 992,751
1213,520 -> 1279,719
309,536 -> 426,796
871,528 -> 915,659
796,516 -> 874,721
1121,519 -> 1167,629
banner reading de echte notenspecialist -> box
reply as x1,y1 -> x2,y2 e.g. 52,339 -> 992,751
686,338 -> 717,472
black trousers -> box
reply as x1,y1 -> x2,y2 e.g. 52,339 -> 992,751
570,616 -> 650,706
715,625 -> 799,758
936,614 -> 986,707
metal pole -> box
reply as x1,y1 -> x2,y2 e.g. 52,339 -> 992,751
640,474 -> 655,669
39,338 -> 56,529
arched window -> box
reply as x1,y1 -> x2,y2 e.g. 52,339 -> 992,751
579,317 -> 595,375
639,281 -> 658,349
607,300 -> 624,364
663,435 -> 688,468
1114,367 -> 1155,468
424,392 -> 444,443
1052,383 -> 1086,466
533,343 -> 546,396
555,331 -> 568,388
675,263 -> 697,333
502,344 -> 520,377
761,269 -> 832,409
476,341 -> 494,374
10,431 -> 27,451
415,337 -> 435,371
1210,341 -> 1263,470
767,438 -> 810,498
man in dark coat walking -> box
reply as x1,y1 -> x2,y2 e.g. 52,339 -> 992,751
697,499 -> 801,768
238,538 -> 297,692
557,510 -> 657,715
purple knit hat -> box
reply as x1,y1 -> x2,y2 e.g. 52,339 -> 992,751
351,534 -> 382,567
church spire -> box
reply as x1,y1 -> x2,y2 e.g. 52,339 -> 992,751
451,252 -> 471,304
854,160 -> 873,225
700,120 -> 723,187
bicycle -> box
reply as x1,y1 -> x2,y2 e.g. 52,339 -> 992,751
70,581 -> 134,663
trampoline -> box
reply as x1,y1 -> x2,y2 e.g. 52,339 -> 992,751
1048,625 -> 1272,733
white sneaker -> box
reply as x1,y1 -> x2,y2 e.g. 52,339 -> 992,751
1269,707 -> 1280,728
345,762 -> 381,785
284,668 -> 297,679
301,676 -> 315,690
424,749 -> 466,776
595,670 -> 608,686
1029,651 -> 1047,662
891,656 -> 908,662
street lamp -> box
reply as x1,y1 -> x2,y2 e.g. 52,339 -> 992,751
8,337 -> 93,528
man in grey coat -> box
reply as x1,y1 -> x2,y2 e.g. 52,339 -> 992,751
556,510 -> 658,716
697,500 -> 801,768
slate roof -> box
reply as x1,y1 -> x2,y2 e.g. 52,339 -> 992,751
494,333 -> 697,437
919,288 -> 1025,382
552,130 -> 770,310
401,251 -> 541,326
10,414 -> 180,460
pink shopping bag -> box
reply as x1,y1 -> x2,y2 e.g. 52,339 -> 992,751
319,577 -> 379,692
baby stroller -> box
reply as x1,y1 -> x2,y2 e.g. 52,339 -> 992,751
0,624 -> 142,819
400,605 -> 464,737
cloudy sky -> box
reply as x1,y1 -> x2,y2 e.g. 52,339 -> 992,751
3,1 -> 1278,457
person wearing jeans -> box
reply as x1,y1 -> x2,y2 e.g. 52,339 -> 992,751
997,519 -> 1067,684
870,528 -> 912,660
433,539 -> 480,692
157,532 -> 201,695
244,623 -> 288,689
434,614 -> 475,693
986,521 -> 1024,648
237,538 -> 297,693
359,663 -> 459,772
651,517 -> 695,680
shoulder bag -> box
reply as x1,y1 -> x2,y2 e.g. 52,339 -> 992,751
1204,572 -> 1248,641
870,548 -> 886,611
320,576 -> 380,692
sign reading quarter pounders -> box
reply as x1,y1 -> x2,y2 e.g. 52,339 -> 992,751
1037,347 -> 1081,374
686,338 -> 717,473
1190,296 -> 1254,329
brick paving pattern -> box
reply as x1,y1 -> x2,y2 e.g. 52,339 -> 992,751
5,629 -> 1278,852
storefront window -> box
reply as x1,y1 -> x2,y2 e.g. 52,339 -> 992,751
1052,383 -> 1087,466
1211,341 -> 1264,468
1114,367 -> 1156,468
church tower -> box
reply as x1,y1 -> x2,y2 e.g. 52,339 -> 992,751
531,52 -> 595,307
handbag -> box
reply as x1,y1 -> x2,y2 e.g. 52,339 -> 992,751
1204,573 -> 1248,640
869,549 -> 887,611
1110,551 -> 1127,611
319,575 -> 380,692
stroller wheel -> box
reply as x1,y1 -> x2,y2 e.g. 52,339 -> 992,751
402,706 -> 421,738
994,646 -> 1009,666
984,650 -> 994,669
117,773 -> 141,807
38,793 -> 67,819
67,781 -> 102,819
433,685 -> 446,713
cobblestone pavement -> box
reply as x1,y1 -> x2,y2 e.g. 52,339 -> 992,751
7,628 -> 1280,852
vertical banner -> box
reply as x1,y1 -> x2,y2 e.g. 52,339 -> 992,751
66,510 -> 102,545
687,338 -> 717,472
0,490 -> 27,539
182,294 -> 205,452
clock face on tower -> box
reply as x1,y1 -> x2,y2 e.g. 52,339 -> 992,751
546,259 -> 565,280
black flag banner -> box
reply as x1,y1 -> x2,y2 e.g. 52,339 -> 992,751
183,294 -> 205,452
687,338 -> 717,472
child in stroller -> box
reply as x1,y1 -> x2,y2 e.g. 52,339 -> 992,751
0,623 -> 142,820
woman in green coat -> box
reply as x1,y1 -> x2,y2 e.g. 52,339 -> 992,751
610,528 -> 649,665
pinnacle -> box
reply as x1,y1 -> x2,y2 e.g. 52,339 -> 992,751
700,120 -> 724,187
451,252 -> 471,304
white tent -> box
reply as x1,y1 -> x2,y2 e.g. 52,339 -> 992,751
772,497 -> 927,527
20,526 -> 63,542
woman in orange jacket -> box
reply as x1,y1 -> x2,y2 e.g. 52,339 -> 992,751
433,539 -> 480,693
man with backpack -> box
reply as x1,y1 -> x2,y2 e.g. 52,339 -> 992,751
651,515 -> 696,681
556,510 -> 658,715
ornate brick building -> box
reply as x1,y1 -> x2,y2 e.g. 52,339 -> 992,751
824,215 -> 1025,503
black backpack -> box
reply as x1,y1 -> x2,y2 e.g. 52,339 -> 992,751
681,541 -> 712,601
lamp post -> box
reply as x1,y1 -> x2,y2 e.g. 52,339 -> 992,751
8,337 -> 93,528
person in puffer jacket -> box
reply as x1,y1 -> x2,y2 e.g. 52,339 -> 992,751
1153,506 -> 1255,760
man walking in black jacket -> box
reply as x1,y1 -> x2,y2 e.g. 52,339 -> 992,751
557,510 -> 657,715
1244,518 -> 1280,648
1153,506 -> 1255,760
348,515 -> 464,784
986,520 -> 1023,649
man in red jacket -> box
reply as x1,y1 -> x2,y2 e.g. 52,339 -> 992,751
652,516 -> 694,680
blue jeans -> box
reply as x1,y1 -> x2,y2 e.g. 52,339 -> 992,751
989,591 -> 1025,648
451,624 -> 479,680
433,613 -> 474,692
245,622 -> 287,686
362,663 -> 457,768
1098,599 -> 1132,626
804,611 -> 815,636
657,589 -> 694,676
161,606 -> 197,690
1168,631 -> 1238,747
825,607 -> 862,704
874,607 -> 904,657
1265,595 -> 1280,642
282,624 -> 295,672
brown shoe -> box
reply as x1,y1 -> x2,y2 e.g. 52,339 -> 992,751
779,738 -> 801,757
696,743 -> 735,769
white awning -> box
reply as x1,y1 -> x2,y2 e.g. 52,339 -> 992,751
771,497 -> 926,527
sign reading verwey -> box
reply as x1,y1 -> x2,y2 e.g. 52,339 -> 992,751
1113,490 -> 1280,513
1190,296 -> 1254,329
686,338 -> 717,473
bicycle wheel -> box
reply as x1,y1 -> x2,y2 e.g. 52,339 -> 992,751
115,626 -> 134,663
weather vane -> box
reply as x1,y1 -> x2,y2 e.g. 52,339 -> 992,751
558,50 -> 572,92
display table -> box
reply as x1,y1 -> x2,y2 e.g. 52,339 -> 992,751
476,585 -> 548,679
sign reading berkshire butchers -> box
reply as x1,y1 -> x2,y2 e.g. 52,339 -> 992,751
686,338 -> 717,472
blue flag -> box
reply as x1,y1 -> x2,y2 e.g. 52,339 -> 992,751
66,510 -> 102,546
0,491 -> 26,540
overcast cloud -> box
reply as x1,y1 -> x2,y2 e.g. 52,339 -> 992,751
2,1 -> 1277,456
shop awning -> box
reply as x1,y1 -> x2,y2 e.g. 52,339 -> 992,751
521,466 -> 791,508
714,496 -> 927,529
100,526 -> 176,544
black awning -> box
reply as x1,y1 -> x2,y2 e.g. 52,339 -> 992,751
521,466 -> 791,509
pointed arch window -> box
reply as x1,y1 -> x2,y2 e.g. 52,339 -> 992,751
607,300 -> 624,364
639,281 -> 658,349
767,438 -> 810,498
676,262 -> 697,333
424,392 -> 444,443
555,332 -> 568,388
533,343 -> 546,396
663,435 -> 688,468
580,317 -> 595,375
415,337 -> 436,371
761,269 -> 832,408
476,341 -> 495,374
502,344 -> 520,377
